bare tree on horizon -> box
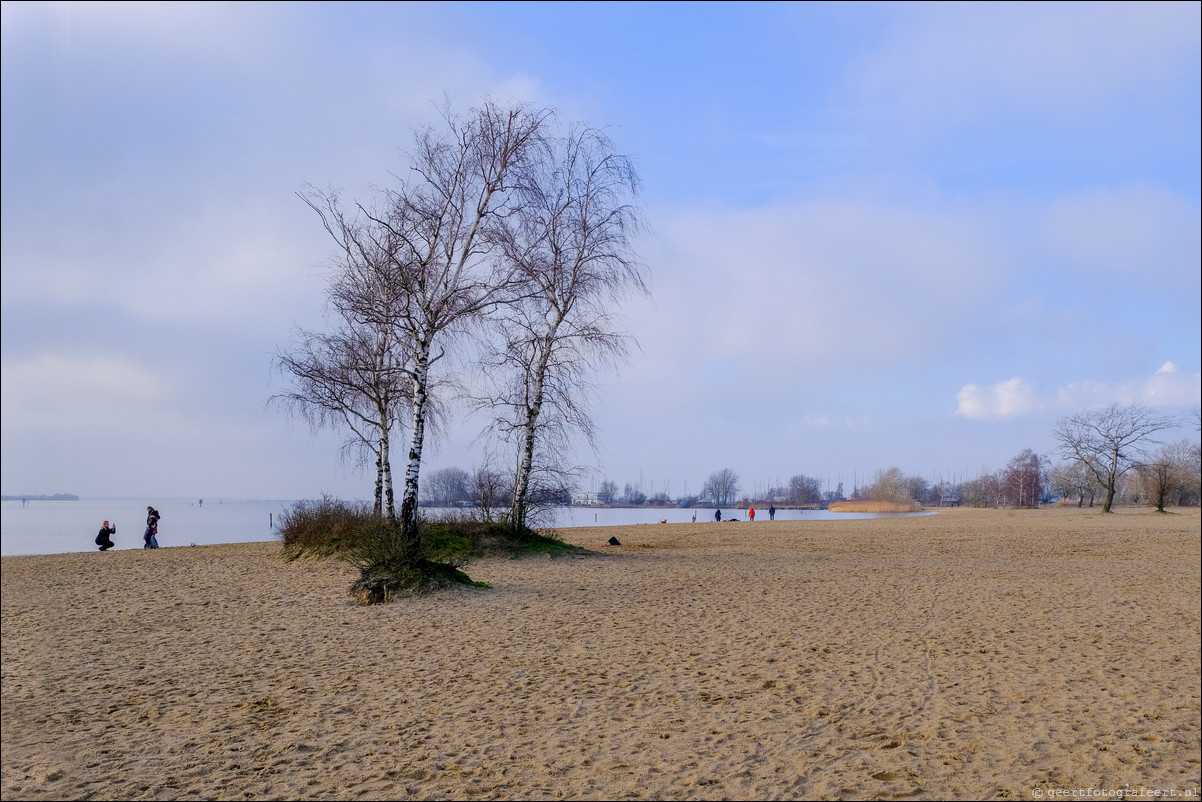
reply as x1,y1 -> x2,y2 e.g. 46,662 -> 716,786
1002,448 -> 1049,508
703,468 -> 741,507
1053,403 -> 1174,513
421,466 -> 472,507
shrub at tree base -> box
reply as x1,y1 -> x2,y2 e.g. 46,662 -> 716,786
347,519 -> 486,603
277,499 -> 589,603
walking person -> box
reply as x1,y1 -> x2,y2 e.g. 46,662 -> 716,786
714,508 -> 722,522
769,504 -> 776,521
95,520 -> 116,551
749,506 -> 756,522
144,506 -> 161,549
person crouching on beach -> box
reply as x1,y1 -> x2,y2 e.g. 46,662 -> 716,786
96,520 -> 116,551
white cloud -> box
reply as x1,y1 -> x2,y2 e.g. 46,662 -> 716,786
1056,363 -> 1202,409
1042,185 -> 1202,280
955,377 -> 1039,420
625,182 -> 1199,430
1,216 -> 323,342
957,365 -> 1200,423
844,2 -> 1200,131
1140,362 -> 1199,405
799,414 -> 874,432
1,2 -> 258,45
633,195 -> 1009,381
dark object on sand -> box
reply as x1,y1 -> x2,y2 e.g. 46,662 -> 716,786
607,536 -> 621,546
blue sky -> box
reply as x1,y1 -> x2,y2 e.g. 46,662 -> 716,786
2,1 -> 1199,501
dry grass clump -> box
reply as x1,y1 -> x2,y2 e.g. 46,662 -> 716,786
827,499 -> 924,513
277,495 -> 375,560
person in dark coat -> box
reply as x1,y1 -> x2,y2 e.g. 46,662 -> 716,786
714,508 -> 722,522
96,520 -> 116,551
144,506 -> 161,549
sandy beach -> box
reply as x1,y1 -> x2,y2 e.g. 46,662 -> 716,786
2,506 -> 1199,801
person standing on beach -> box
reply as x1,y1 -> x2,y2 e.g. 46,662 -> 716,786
95,520 -> 116,551
715,508 -> 722,522
749,506 -> 755,522
769,504 -> 775,521
144,506 -> 161,549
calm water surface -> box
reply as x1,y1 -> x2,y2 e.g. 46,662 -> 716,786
1,499 -> 933,557
1,499 -> 289,557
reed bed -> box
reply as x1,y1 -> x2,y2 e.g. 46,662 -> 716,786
826,499 -> 924,513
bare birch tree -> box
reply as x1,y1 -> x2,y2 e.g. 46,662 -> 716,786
272,199 -> 413,520
298,99 -> 551,564
272,323 -> 409,517
1052,403 -> 1174,512
1001,448 -> 1048,508
476,124 -> 646,532
375,99 -> 551,553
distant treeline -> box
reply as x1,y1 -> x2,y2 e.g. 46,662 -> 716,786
2,493 -> 80,501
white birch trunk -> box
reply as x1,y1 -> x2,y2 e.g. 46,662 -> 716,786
511,336 -> 553,530
399,336 -> 432,548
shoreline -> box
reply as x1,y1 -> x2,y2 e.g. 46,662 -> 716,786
3,507 -> 1199,800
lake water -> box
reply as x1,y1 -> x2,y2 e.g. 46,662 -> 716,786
0,499 -> 933,557
1,499 -> 290,557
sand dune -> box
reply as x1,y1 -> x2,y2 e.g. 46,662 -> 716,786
2,506 -> 1199,800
